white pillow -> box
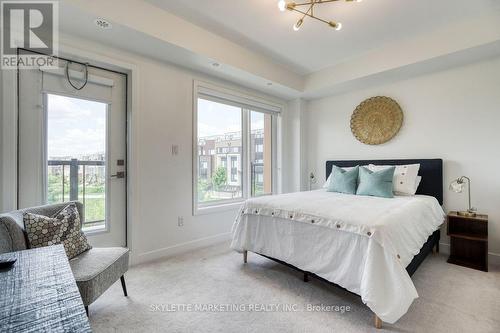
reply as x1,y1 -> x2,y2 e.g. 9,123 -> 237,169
414,176 -> 422,194
368,164 -> 420,195
396,176 -> 422,196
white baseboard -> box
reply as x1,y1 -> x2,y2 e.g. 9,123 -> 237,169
439,242 -> 500,266
130,232 -> 232,266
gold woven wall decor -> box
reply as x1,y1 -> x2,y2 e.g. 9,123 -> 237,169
350,96 -> 403,145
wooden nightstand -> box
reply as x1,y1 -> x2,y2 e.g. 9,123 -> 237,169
447,211 -> 488,272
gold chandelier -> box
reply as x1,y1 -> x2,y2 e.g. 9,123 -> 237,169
278,0 -> 362,31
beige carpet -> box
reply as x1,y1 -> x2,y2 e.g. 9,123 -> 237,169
89,242 -> 500,333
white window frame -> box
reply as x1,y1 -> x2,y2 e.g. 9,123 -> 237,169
193,80 -> 282,215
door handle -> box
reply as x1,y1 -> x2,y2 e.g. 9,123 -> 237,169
110,171 -> 125,179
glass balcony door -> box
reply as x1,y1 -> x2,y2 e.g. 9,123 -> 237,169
17,55 -> 127,247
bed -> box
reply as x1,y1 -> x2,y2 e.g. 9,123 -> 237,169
230,159 -> 445,328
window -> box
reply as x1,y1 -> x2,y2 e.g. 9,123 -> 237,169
250,111 -> 273,197
256,173 -> 263,183
230,156 -> 238,182
197,99 -> 243,204
46,94 -> 107,230
194,82 -> 280,212
220,156 -> 227,168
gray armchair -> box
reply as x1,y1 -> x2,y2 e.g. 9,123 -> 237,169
0,201 -> 129,315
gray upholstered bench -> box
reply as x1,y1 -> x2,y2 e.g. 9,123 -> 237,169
0,201 -> 129,315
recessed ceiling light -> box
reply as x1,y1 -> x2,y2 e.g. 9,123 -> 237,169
94,18 -> 112,30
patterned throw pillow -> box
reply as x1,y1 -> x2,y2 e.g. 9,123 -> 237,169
24,203 -> 92,259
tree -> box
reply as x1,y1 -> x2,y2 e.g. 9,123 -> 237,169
197,178 -> 211,201
212,167 -> 227,190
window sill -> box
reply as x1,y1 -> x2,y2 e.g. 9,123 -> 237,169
83,225 -> 108,235
194,200 -> 244,216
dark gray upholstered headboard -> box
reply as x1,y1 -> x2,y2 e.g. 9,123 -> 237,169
325,159 -> 443,205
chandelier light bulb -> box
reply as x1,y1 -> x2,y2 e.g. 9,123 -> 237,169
328,21 -> 342,30
278,0 -> 287,12
293,18 -> 303,31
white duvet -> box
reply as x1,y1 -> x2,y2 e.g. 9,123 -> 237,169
230,190 -> 445,323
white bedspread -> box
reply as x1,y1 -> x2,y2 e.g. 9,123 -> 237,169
230,190 -> 445,323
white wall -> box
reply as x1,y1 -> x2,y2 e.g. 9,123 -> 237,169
305,57 -> 500,256
0,68 -> 17,213
0,35 -> 287,265
125,53 -> 242,264
281,99 -> 307,193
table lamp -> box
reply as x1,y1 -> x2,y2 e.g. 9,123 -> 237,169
309,172 -> 316,191
449,176 -> 477,217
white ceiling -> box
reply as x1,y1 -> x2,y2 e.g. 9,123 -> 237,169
58,1 -> 307,99
145,0 -> 499,74
58,0 -> 500,99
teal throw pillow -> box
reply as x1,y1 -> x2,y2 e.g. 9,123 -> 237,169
327,165 -> 359,195
356,166 -> 395,198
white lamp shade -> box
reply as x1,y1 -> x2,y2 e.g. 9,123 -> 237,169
449,180 -> 464,193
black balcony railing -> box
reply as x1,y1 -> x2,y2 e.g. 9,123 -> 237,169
48,159 -> 105,227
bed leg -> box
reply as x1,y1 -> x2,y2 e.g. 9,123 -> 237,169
243,250 -> 248,264
432,242 -> 439,254
374,315 -> 382,329
303,272 -> 309,282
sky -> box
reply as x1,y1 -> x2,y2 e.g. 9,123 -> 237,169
47,94 -> 106,158
47,96 -> 264,159
198,98 -> 264,138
